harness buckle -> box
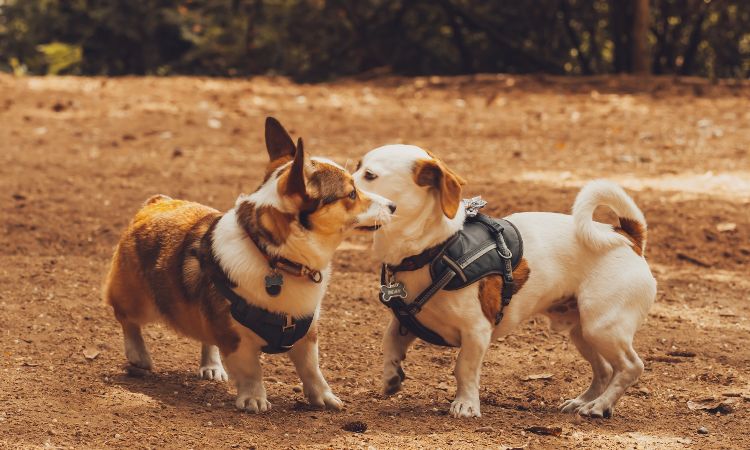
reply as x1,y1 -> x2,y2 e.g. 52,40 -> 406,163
498,246 -> 513,259
282,315 -> 296,332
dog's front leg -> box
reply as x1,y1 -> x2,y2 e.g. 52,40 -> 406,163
287,332 -> 343,410
382,317 -> 416,395
450,329 -> 491,418
223,344 -> 270,413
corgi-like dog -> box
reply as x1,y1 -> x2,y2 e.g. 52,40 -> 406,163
104,118 -> 394,413
353,144 -> 656,419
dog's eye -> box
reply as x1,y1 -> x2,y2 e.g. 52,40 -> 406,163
364,170 -> 377,181
348,190 -> 357,200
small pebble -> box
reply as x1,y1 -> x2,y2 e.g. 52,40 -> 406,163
697,426 -> 709,435
292,385 -> 302,393
342,421 -> 367,433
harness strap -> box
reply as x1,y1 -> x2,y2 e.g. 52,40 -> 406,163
212,274 -> 313,354
469,214 -> 516,323
379,266 -> 453,347
380,214 -> 523,346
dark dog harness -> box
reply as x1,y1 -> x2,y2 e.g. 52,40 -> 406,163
379,199 -> 523,347
199,217 -> 315,354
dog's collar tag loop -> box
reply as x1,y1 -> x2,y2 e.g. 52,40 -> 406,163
265,270 -> 284,297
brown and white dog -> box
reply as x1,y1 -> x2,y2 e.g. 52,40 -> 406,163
353,145 -> 656,419
104,118 -> 393,413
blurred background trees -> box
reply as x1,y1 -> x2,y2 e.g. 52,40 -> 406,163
0,0 -> 747,80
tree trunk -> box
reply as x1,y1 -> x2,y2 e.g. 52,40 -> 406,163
610,0 -> 631,73
631,0 -> 650,74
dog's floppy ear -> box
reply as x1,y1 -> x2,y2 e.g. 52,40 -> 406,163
265,117 -> 296,162
413,158 -> 467,219
278,137 -> 308,200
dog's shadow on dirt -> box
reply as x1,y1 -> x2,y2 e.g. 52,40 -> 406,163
106,366 -> 235,411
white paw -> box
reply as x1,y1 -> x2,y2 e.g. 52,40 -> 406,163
449,397 -> 482,418
125,348 -> 152,371
559,398 -> 586,413
307,390 -> 344,410
235,393 -> 272,413
577,398 -> 613,418
199,364 -> 228,381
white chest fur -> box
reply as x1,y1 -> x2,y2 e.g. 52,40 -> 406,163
212,210 -> 328,319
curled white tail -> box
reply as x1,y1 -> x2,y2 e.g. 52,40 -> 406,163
572,180 -> 647,254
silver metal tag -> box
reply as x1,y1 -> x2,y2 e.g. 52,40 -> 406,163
380,282 -> 408,302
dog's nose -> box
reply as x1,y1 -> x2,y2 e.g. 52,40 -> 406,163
388,203 -> 397,214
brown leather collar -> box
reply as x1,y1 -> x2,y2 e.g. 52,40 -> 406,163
243,217 -> 323,283
386,234 -> 458,273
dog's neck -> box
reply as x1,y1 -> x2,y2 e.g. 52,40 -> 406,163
211,207 -> 339,289
373,197 -> 465,266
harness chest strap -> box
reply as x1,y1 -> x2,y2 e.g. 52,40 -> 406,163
211,273 -> 313,354
379,214 -> 523,347
380,265 -> 453,347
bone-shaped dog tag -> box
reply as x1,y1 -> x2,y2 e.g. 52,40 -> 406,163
380,282 -> 407,302
265,272 -> 283,297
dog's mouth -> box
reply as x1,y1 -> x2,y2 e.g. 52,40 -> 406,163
355,224 -> 381,232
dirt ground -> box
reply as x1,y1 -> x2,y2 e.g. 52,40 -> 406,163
1,74 -> 749,449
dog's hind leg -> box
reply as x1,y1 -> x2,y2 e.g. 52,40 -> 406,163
199,344 -> 228,381
560,324 -> 613,413
382,317 -> 416,396
573,267 -> 654,418
107,289 -> 154,370
116,315 -> 153,370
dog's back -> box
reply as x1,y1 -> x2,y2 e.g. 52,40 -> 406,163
103,195 -> 227,343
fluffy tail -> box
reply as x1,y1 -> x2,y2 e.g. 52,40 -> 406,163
572,180 -> 647,255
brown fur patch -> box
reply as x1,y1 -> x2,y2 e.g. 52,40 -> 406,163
105,199 -> 241,355
615,217 -> 646,256
236,201 -> 294,247
307,161 -> 352,205
297,160 -> 373,234
413,158 -> 466,219
477,258 -> 531,323
263,156 -> 292,182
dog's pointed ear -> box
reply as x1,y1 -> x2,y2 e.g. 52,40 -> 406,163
279,137 -> 308,199
413,158 -> 467,219
265,117 -> 296,162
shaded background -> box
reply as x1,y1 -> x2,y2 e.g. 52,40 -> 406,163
1,0 -> 748,80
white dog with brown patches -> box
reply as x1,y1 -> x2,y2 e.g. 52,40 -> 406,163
353,144 -> 656,419
104,118 -> 394,413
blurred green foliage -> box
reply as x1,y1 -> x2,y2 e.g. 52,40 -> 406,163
0,0 -> 747,80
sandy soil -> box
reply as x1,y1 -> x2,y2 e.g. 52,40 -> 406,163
1,74 -> 748,449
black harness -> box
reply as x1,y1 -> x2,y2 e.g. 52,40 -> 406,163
211,277 -> 313,354
199,218 -> 314,354
379,212 -> 524,347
